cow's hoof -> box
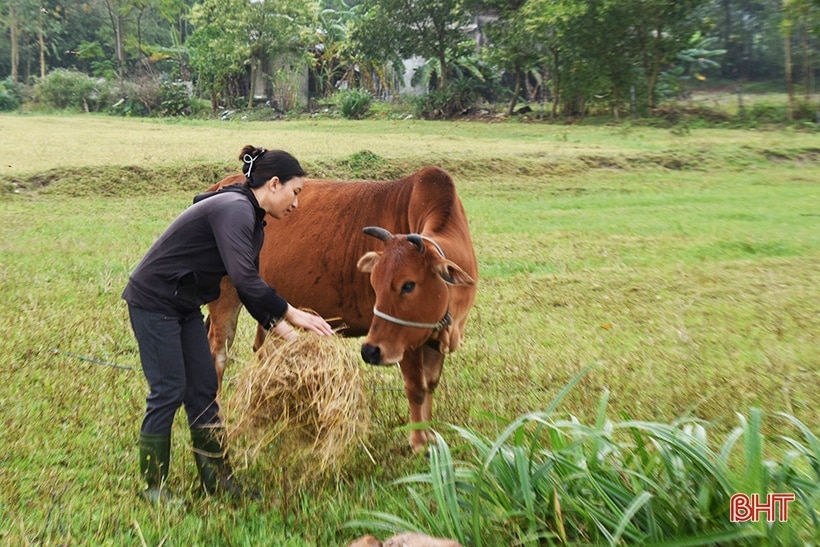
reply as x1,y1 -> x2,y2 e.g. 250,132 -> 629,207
409,432 -> 438,456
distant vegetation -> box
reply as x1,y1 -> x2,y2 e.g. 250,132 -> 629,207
1,0 -> 818,123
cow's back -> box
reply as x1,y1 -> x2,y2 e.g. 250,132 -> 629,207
258,177 -> 413,335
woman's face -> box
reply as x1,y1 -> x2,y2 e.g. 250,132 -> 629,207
263,176 -> 304,219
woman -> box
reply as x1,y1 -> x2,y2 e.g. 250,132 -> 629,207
122,146 -> 333,504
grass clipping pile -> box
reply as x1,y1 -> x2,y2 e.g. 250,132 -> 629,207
224,332 -> 371,476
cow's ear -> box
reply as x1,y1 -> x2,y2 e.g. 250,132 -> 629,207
357,251 -> 382,273
435,260 -> 475,286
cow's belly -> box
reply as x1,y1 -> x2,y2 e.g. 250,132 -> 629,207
258,250 -> 374,335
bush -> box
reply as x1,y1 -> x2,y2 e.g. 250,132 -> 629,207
0,78 -> 23,111
742,99 -> 818,125
108,79 -> 151,117
35,69 -> 110,111
336,88 -> 372,120
159,81 -> 194,117
413,77 -> 482,120
747,101 -> 786,124
109,77 -> 196,118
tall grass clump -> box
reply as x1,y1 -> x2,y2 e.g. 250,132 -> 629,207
349,369 -> 820,546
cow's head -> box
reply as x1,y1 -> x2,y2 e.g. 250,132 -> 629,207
357,226 -> 475,365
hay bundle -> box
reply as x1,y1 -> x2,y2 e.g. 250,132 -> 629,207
223,332 -> 371,475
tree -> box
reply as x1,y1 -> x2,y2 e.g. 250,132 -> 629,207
312,0 -> 361,97
522,0 -> 708,116
478,1 -> 544,116
243,0 -> 315,108
1,0 -> 61,81
187,0 -> 315,110
351,0 -> 475,89
521,0 -> 593,116
6,1 -> 20,81
150,0 -> 196,79
783,0 -> 820,106
706,0 -> 783,80
186,0 -> 249,108
622,0 -> 708,110
101,0 -> 128,80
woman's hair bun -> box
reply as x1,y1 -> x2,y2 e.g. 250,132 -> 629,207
239,145 -> 262,161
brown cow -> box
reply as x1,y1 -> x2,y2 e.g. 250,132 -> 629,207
205,166 -> 477,453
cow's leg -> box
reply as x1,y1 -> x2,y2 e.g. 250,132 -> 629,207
206,277 -> 243,390
420,344 -> 445,444
399,347 -> 441,453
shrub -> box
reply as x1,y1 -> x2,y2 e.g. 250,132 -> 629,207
35,69 -> 110,111
413,77 -> 482,120
108,79 -> 151,117
792,99 -> 819,123
109,76 -> 196,118
747,101 -> 786,124
0,78 -> 23,111
159,80 -> 193,117
336,88 -> 372,120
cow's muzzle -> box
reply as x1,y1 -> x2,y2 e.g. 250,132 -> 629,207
361,343 -> 388,366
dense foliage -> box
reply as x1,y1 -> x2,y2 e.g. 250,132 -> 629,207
1,0 -> 818,119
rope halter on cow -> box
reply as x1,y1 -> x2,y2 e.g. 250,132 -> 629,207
363,226 -> 453,332
372,307 -> 452,331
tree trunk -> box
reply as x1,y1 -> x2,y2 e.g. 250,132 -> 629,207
247,58 -> 257,109
116,16 -> 125,80
137,7 -> 145,63
438,51 -> 448,89
9,5 -> 19,82
721,0 -> 732,79
551,49 -> 560,119
506,65 -> 522,117
611,86 -> 620,120
801,24 -> 810,100
104,0 -> 126,81
646,22 -> 664,111
38,7 -> 47,79
784,19 -> 794,121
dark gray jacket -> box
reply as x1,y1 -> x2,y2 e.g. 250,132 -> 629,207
122,185 -> 287,327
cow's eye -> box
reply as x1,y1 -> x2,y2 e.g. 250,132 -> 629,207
400,281 -> 416,294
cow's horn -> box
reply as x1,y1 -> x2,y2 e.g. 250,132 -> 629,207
406,234 -> 425,254
363,226 -> 392,241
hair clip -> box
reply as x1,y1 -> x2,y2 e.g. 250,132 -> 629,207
243,148 -> 266,178
243,153 -> 257,178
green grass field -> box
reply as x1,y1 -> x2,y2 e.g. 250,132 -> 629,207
0,114 -> 818,545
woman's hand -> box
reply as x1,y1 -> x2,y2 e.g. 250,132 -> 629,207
271,320 -> 299,341
283,305 -> 334,337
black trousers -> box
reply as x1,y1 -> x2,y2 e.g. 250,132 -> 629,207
128,304 -> 221,435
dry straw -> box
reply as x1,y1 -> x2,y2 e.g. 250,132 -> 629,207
223,330 -> 371,476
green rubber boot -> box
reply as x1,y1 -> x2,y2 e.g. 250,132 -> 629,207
138,432 -> 183,505
191,427 -> 260,501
